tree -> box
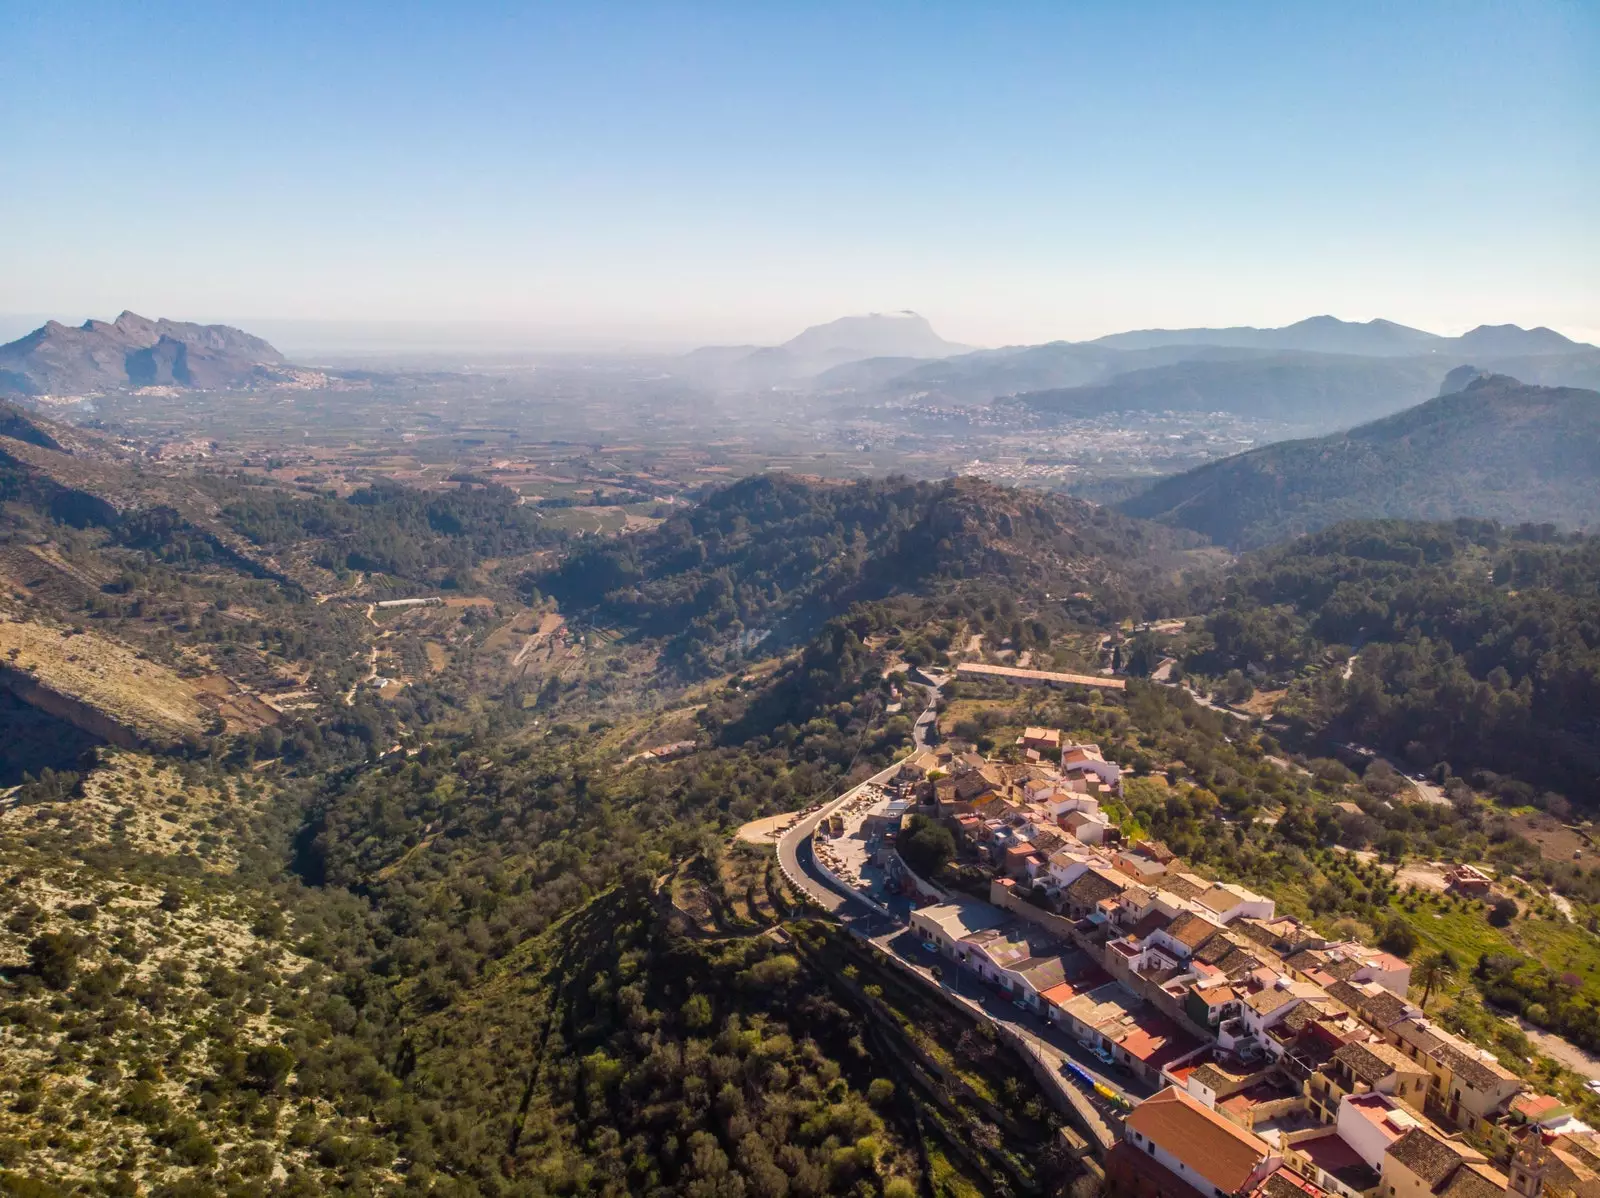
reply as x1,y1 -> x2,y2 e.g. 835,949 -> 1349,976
898,815 -> 955,878
1417,949 -> 1458,1009
1378,915 -> 1418,958
1488,896 -> 1519,927
28,932 -> 84,990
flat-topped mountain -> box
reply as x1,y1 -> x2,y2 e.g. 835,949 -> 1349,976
0,310 -> 286,394
1118,374 -> 1600,547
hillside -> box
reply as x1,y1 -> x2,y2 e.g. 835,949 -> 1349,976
1117,375 -> 1600,547
0,310 -> 286,395
1090,314 -> 1594,358
542,472 -> 1194,673
1011,350 -> 1443,428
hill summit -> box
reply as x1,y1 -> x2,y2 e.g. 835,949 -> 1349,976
1117,374 -> 1600,547
0,311 -> 285,395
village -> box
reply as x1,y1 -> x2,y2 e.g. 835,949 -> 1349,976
802,720 -> 1594,1198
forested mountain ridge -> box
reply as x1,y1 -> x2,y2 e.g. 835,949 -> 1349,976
1117,375 -> 1600,547
1167,519 -> 1600,802
541,472 -> 1194,674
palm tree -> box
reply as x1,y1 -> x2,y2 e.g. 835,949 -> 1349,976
1417,949 -> 1459,1009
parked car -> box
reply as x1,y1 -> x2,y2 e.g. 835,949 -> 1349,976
921,941 -> 939,954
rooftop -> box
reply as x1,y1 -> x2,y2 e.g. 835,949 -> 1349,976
1386,1127 -> 1473,1186
1333,1039 -> 1420,1085
1294,1129 -> 1380,1192
913,901 -> 1009,941
1124,1086 -> 1271,1194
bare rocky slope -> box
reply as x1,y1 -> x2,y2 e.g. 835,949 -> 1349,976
0,310 -> 286,394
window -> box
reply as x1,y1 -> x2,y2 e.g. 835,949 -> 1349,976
1146,1140 -> 1155,1156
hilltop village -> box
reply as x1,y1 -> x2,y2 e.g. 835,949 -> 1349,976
812,723 -> 1595,1198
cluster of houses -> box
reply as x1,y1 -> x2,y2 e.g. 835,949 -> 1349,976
879,729 -> 1596,1198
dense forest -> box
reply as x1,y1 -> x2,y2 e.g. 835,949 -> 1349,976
1165,519 -> 1600,804
542,473 -> 1191,675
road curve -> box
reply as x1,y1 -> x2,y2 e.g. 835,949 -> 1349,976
777,682 -> 941,913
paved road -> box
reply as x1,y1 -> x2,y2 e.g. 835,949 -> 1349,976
775,680 -> 1132,1150
777,681 -> 942,915
868,926 -> 1129,1145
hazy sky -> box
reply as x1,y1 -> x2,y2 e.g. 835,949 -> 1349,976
2,2 -> 1596,349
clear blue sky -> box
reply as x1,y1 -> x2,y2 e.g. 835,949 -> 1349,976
2,1 -> 1595,348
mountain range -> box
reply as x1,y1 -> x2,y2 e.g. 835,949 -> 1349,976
695,312 -> 1597,432
1088,314 -> 1590,358
0,311 -> 286,395
1116,373 -> 1600,547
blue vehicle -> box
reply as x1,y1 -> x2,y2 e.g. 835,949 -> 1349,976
920,941 -> 939,954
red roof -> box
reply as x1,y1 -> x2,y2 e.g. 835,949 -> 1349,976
1124,1087 -> 1270,1193
1039,965 -> 1113,1007
1116,1012 -> 1202,1071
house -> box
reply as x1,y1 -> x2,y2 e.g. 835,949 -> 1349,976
954,764 -> 1005,804
1239,977 -> 1330,1048
1060,866 -> 1127,919
1048,979 -> 1144,1046
1248,1168 -> 1334,1198
1307,1041 -> 1430,1121
1063,807 -> 1112,845
1324,980 -> 1415,1033
1444,864 -> 1493,897
1381,1126 -> 1502,1198
1288,944 -> 1412,999
1238,916 -> 1328,957
1113,1010 -> 1205,1084
1001,843 -> 1043,880
1117,1085 -> 1282,1197
1021,726 -> 1062,754
1152,910 -> 1229,961
909,902 -> 1008,962
1280,1126 -> 1382,1198
1385,1017 -> 1524,1135
1062,742 -> 1123,792
1196,883 -> 1277,925
1115,846 -> 1172,882
1187,979 -> 1244,1030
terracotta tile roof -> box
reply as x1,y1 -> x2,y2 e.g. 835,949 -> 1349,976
1386,1127 -> 1465,1185
1357,988 -> 1410,1028
1250,1167 -> 1332,1198
1124,1086 -> 1270,1194
1063,868 -> 1126,908
1333,1039 -> 1418,1085
1244,986 -> 1302,1016
1115,1012 -> 1201,1071
1165,910 -> 1224,950
1128,910 -> 1174,939
1435,1164 -> 1510,1198
1432,1039 -> 1519,1091
1038,962 -> 1113,1007
1322,979 -> 1372,1016
1163,873 -> 1210,901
